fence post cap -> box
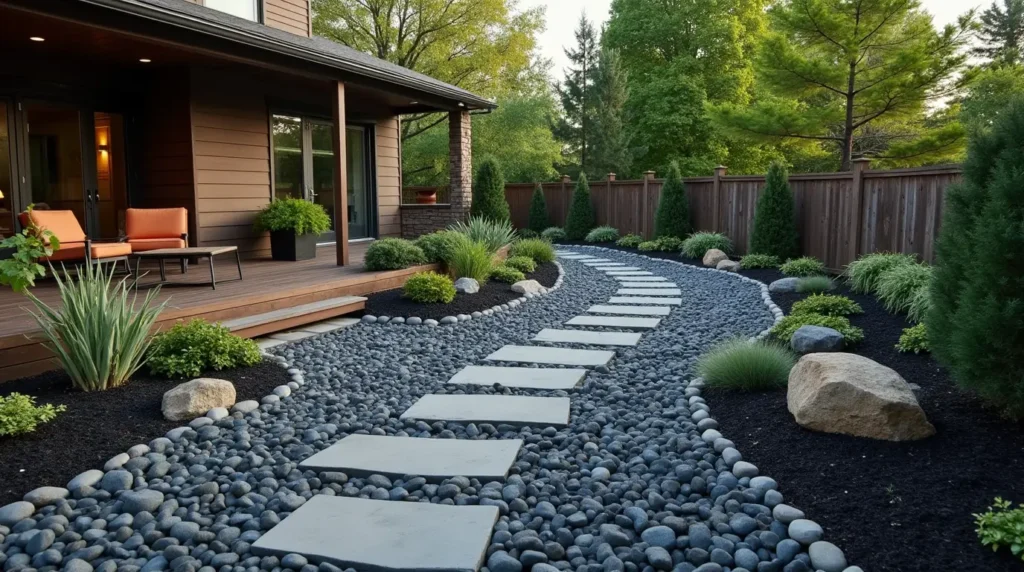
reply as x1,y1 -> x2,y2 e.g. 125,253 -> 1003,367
643,170 -> 656,180
560,174 -> 571,182
608,172 -> 616,181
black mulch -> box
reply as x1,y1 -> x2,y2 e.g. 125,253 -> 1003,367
362,262 -> 559,320
0,360 -> 290,507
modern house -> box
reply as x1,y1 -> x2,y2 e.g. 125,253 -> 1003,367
0,0 -> 494,264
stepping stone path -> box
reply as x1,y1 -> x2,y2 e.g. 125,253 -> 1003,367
265,249 -> 683,570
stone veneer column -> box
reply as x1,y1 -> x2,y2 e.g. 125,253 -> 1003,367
449,110 -> 473,218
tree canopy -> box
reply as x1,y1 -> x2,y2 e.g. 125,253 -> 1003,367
975,0 -> 1024,66
554,14 -> 601,176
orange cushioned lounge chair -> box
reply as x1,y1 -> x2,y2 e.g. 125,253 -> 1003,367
124,207 -> 189,273
20,210 -> 132,269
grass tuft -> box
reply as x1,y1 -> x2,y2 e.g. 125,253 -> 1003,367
697,338 -> 797,391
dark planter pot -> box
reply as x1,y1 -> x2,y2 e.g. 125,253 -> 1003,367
269,230 -> 318,261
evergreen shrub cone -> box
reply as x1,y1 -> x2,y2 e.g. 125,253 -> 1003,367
564,173 -> 596,240
750,162 -> 799,260
654,162 -> 690,239
471,156 -> 510,222
528,184 -> 550,233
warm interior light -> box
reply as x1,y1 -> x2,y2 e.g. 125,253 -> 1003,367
29,37 -> 45,42
410,101 -> 419,105
139,58 -> 152,63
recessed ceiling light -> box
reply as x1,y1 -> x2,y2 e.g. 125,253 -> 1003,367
139,58 -> 152,63
29,37 -> 45,42
410,101 -> 419,105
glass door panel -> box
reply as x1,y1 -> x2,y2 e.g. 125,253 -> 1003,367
0,101 -> 15,238
92,112 -> 127,238
309,121 -> 336,243
25,102 -> 88,230
271,115 -> 303,201
346,127 -> 369,240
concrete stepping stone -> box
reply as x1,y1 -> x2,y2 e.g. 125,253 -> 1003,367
558,254 -> 597,260
617,288 -> 682,296
608,296 -> 682,305
251,496 -> 498,572
601,267 -> 641,272
579,258 -> 611,263
447,365 -> 587,389
566,315 -> 661,329
588,304 -> 672,316
583,262 -> 626,267
485,345 -> 615,366
401,395 -> 571,427
619,281 -> 678,288
533,328 -> 642,346
613,276 -> 667,281
555,250 -> 577,254
299,434 -> 523,481
256,338 -> 287,350
605,271 -> 654,276
269,331 -> 315,341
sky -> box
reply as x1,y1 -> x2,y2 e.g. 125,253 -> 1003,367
520,0 -> 984,78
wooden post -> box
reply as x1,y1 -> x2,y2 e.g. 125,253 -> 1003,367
560,174 -> 570,224
850,157 -> 871,263
712,165 -> 727,233
606,173 -> 615,227
331,81 -> 349,266
643,170 -> 655,237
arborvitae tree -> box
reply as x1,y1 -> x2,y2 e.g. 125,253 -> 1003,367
470,156 -> 510,222
654,162 -> 690,239
975,0 -> 1024,66
749,162 -> 799,260
528,184 -> 550,233
564,173 -> 596,240
931,99 -> 1024,415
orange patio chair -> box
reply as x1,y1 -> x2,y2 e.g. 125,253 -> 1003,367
124,207 -> 189,272
20,210 -> 132,270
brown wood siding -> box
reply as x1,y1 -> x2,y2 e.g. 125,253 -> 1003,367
376,117 -> 402,237
264,0 -> 311,37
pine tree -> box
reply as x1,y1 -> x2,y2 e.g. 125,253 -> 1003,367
749,163 -> 799,260
975,0 -> 1024,66
564,173 -> 596,240
470,156 -> 510,222
554,13 -> 600,175
528,184 -> 549,233
590,47 -> 633,179
654,163 -> 690,239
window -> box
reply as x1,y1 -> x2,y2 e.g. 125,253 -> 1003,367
203,0 -> 259,22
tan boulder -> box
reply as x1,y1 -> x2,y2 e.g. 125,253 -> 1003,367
162,378 -> 236,421
703,249 -> 729,267
787,353 -> 934,441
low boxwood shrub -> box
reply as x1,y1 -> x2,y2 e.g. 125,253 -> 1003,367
696,338 -> 796,391
616,234 -> 643,248
509,238 -> 555,263
876,263 -> 932,314
541,227 -> 566,241
975,497 -> 1024,562
403,272 -> 456,304
253,198 -> 331,236
518,229 -> 539,239
414,231 -> 469,265
791,294 -> 863,317
148,319 -> 261,379
365,238 -> 427,271
490,265 -> 525,284
503,255 -> 537,273
449,240 -> 493,282
638,241 -> 659,252
780,256 -> 826,277
654,236 -> 684,252
449,216 -> 516,254
771,313 -> 865,344
845,252 -> 916,294
682,232 -> 732,259
795,276 -> 834,293
740,254 -> 781,269
0,393 -> 65,437
585,226 -> 620,243
908,284 -> 931,324
896,323 -> 929,354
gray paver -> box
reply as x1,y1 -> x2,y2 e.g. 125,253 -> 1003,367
299,434 -> 523,481
607,296 -> 682,305
578,258 -> 611,263
583,262 -> 626,267
256,338 -> 287,350
485,345 -> 615,366
612,276 -> 667,281
617,288 -> 682,296
251,496 -> 498,572
587,304 -> 672,316
269,331 -> 315,341
447,365 -> 587,389
565,315 -> 662,329
533,328 -> 642,346
601,267 -> 641,272
605,271 -> 654,276
558,254 -> 596,260
400,394 -> 571,427
618,281 -> 678,288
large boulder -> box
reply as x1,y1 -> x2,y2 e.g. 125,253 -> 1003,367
511,280 -> 544,295
788,353 -> 934,441
162,378 -> 236,421
791,325 -> 844,354
453,277 -> 479,294
703,249 -> 729,267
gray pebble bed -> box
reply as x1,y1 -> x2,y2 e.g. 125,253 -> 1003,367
0,245 -> 858,572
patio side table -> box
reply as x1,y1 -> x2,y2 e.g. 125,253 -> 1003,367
134,246 -> 242,290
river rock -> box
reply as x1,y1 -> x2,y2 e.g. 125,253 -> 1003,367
454,277 -> 479,294
511,280 -> 543,295
790,325 -> 844,353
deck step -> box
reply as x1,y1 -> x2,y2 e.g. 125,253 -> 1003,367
533,328 -> 642,346
251,496 -> 498,572
447,365 -> 587,389
401,394 -> 571,427
300,434 -> 523,481
588,304 -> 672,316
221,296 -> 366,338
485,345 -> 615,366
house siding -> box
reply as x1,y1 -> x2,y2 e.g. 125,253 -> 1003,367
264,0 -> 311,37
377,117 -> 402,237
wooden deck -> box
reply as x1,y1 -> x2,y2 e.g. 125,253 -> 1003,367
0,244 -> 437,381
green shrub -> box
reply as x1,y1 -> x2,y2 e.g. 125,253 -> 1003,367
696,338 -> 796,391
503,256 -> 537,273
896,324 -> 929,354
29,263 -> 164,391
528,184 -> 549,233
908,284 -> 931,324
845,252 -> 917,293
509,238 -> 555,264
791,294 -> 863,317
564,173 -> 596,240
780,256 -> 826,277
796,276 -> 834,293
586,226 -> 620,243
654,162 -> 691,239
470,156 -> 510,222
490,265 -> 525,283
740,254 -> 781,269
518,229 -> 539,239
771,313 -> 865,344
148,319 -> 261,379
0,393 -> 65,437
638,241 -> 659,252
449,216 -> 516,254
541,227 -> 566,241
876,263 -> 932,314
449,240 -> 493,282
654,236 -> 684,252
750,162 -> 799,261
254,198 -> 332,235
414,231 -> 470,265
0,207 -> 59,292
365,238 -> 427,271
681,232 -> 732,258
403,272 -> 456,304
616,234 -> 643,248
975,498 -> 1024,561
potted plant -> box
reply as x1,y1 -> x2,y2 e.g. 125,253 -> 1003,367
415,188 -> 438,204
254,198 -> 331,261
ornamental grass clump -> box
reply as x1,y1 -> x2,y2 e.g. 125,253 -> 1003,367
876,263 -> 932,314
503,256 -> 537,273
740,254 -> 781,269
586,226 -> 620,243
908,284 -> 931,324
148,319 -> 261,379
414,231 -> 470,265
449,240 -> 493,282
616,234 -> 643,248
845,252 -> 916,293
681,232 -> 732,259
780,256 -> 826,277
403,272 -> 456,304
696,338 -> 796,391
0,393 -> 65,437
30,262 -> 164,391
791,294 -> 863,317
541,227 -> 566,241
490,265 -> 525,284
771,313 -> 864,344
449,216 -> 517,254
509,238 -> 555,263
364,238 -> 427,271
795,276 -> 834,293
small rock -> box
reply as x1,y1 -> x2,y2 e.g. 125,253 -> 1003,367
768,277 -> 801,293
67,469 -> 104,491
162,378 -> 236,421
511,280 -> 543,295
772,504 -> 805,524
703,249 -> 729,267
640,526 -> 675,549
790,325 -> 845,353
487,550 -> 522,572
99,470 -> 133,493
0,501 -> 34,526
121,490 -> 165,514
732,461 -> 758,478
788,519 -> 824,545
454,277 -> 480,294
232,400 -> 260,414
716,259 -> 740,272
809,541 -> 848,572
23,486 -> 69,507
